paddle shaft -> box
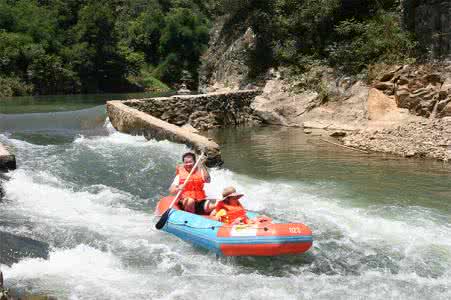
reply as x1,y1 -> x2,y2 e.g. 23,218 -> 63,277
155,152 -> 205,229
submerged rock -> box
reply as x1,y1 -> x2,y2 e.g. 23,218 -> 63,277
0,231 -> 49,266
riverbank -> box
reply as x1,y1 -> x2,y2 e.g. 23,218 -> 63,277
343,118 -> 451,161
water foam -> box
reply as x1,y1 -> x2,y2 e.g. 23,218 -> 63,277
3,170 -> 151,240
2,124 -> 450,299
2,245 -> 161,299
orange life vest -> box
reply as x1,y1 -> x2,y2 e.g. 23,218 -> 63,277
176,165 -> 206,201
215,201 -> 248,224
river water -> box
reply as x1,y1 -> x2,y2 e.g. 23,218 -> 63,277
0,95 -> 450,299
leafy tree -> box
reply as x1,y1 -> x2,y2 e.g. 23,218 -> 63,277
0,31 -> 33,75
121,3 -> 165,65
158,7 -> 209,85
27,53 -> 80,94
72,1 -> 129,92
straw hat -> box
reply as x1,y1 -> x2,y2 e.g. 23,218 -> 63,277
220,186 -> 243,201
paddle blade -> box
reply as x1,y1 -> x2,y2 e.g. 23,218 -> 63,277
155,209 -> 170,230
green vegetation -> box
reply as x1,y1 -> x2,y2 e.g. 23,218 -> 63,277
0,0 -> 212,96
216,0 -> 417,79
0,0 -> 420,97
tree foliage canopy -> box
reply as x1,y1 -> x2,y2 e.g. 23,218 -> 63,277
0,0 -> 419,96
216,0 -> 417,77
0,0 -> 212,96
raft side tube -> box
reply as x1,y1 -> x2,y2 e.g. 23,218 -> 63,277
155,196 -> 313,256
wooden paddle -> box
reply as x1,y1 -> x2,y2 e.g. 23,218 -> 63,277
155,152 -> 205,230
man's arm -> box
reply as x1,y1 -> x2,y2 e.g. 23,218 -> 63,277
199,162 -> 211,183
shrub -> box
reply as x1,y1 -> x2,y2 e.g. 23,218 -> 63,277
327,12 -> 417,75
0,76 -> 33,97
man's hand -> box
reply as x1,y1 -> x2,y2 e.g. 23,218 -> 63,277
199,156 -> 207,166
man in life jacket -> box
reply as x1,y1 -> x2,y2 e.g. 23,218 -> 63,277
211,186 -> 250,224
169,152 -> 213,214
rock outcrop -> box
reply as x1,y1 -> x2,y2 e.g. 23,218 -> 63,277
251,73 -> 370,131
199,18 -> 257,92
339,64 -> 451,160
301,81 -> 369,131
371,64 -> 451,118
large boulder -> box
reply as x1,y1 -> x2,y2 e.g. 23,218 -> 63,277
252,79 -> 320,126
368,88 -> 398,120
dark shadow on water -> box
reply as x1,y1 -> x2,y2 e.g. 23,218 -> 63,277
225,252 -> 316,277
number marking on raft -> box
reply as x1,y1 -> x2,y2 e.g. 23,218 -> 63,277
230,225 -> 258,237
289,227 -> 302,234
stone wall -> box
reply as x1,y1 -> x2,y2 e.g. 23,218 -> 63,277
123,90 -> 263,130
403,0 -> 451,58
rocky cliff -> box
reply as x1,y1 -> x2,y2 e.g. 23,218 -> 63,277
403,0 -> 451,58
199,17 -> 258,92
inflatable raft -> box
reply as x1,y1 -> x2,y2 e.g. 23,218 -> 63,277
155,196 -> 313,256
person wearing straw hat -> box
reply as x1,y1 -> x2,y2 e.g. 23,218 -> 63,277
210,186 -> 250,224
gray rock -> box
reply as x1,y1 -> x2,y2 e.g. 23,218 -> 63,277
0,144 -> 16,172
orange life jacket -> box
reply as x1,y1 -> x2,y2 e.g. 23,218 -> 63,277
215,201 -> 248,224
176,165 -> 206,201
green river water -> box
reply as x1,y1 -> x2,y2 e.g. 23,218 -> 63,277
0,94 -> 450,299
